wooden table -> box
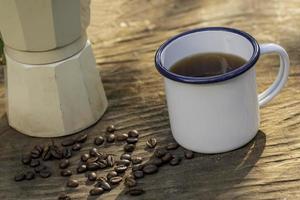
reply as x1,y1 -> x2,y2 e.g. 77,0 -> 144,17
1,0 -> 300,199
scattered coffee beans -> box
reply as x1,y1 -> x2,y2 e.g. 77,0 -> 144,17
61,169 -> 72,177
154,148 -> 167,158
132,164 -> 144,172
87,172 -> 97,181
25,171 -> 35,180
59,159 -> 70,169
75,134 -> 88,143
149,158 -> 163,167
116,159 -> 131,166
77,164 -> 87,173
128,130 -> 139,138
34,165 -> 47,173
62,148 -> 72,159
89,147 -> 99,157
21,155 -> 31,165
107,171 -> 118,180
124,144 -> 135,152
166,142 -> 179,150
89,187 -> 104,196
133,170 -> 144,179
94,136 -> 105,146
110,176 -> 123,185
184,150 -> 194,159
42,146 -> 52,161
143,164 -> 158,174
169,156 -> 181,166
106,125 -> 116,133
72,143 -> 81,151
146,138 -> 157,148
107,155 -> 115,167
81,154 -> 90,162
107,134 -> 115,143
127,137 -> 138,144
116,133 -> 128,141
14,173 -> 25,182
61,139 -> 75,147
39,170 -> 52,178
131,156 -> 143,165
120,153 -> 131,161
124,176 -> 137,187
114,165 -> 127,173
30,159 -> 40,167
99,180 -> 111,191
67,179 -> 79,188
161,152 -> 173,163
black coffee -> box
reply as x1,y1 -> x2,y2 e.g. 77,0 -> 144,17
169,53 -> 246,77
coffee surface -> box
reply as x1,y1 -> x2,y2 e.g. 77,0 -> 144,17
169,53 -> 246,77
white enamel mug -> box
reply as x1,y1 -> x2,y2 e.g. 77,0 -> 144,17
155,27 -> 289,153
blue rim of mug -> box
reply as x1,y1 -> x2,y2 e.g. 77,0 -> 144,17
154,27 -> 260,84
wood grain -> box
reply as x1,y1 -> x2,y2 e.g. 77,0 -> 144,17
1,0 -> 300,199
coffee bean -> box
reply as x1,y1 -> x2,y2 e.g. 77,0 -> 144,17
31,149 -> 41,159
58,193 -> 71,200
62,148 -> 72,159
96,176 -> 108,183
77,164 -> 87,173
34,165 -> 47,173
75,134 -> 88,143
50,145 -> 63,159
21,154 -> 31,165
59,159 -> 70,169
94,136 -> 104,146
30,159 -> 40,167
81,154 -> 90,162
133,170 -> 144,179
124,176 -> 137,187
127,137 -> 138,144
106,155 -> 115,167
116,133 -> 128,141
42,146 -> 52,161
14,172 -> 25,182
106,125 -> 116,133
106,134 -> 115,143
67,179 -> 79,188
146,138 -> 157,148
116,159 -> 131,166
131,156 -> 143,165
149,158 -> 163,167
107,171 -> 118,180
121,153 -> 131,161
72,143 -> 81,151
184,150 -> 194,159
132,164 -> 144,172
114,165 -> 128,173
154,148 -> 167,158
124,144 -> 135,152
128,130 -> 139,138
87,156 -> 99,164
39,170 -> 52,178
169,156 -> 181,166
89,187 -> 104,196
89,147 -> 99,157
126,188 -> 145,196
100,180 -> 111,191
110,176 -> 122,185
161,152 -> 173,163
166,142 -> 179,150
143,164 -> 158,174
61,138 -> 75,147
61,169 -> 72,177
97,159 -> 108,169
25,171 -> 35,180
87,162 -> 100,171
87,172 -> 97,181
98,152 -> 108,160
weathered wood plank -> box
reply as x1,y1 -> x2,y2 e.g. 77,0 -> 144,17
1,0 -> 300,199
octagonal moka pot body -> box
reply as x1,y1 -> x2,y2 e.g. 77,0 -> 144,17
0,0 -> 108,137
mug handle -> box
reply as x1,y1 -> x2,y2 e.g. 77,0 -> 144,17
258,43 -> 290,107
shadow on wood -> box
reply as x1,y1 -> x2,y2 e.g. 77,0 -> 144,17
115,130 -> 266,200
